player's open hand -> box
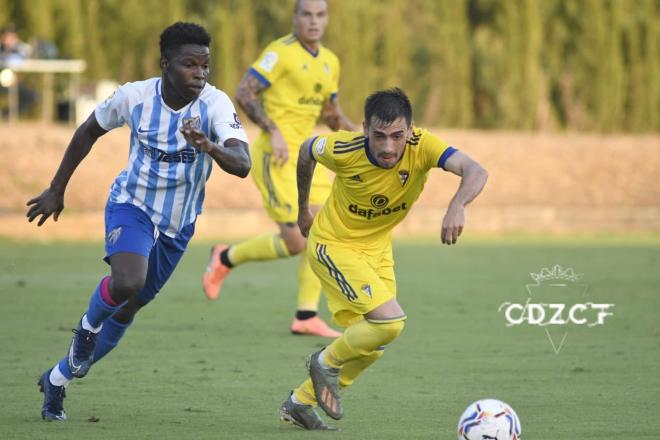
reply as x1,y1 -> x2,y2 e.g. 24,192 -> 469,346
26,188 -> 64,226
269,128 -> 289,166
441,202 -> 465,245
180,126 -> 213,153
298,207 -> 314,238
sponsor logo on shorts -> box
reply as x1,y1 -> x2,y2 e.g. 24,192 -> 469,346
361,284 -> 372,298
348,202 -> 407,220
107,227 -> 122,245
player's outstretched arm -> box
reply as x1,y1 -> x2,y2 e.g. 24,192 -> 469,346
321,96 -> 357,131
296,138 -> 318,237
440,151 -> 488,245
26,112 -> 108,226
235,72 -> 288,166
180,127 -> 250,178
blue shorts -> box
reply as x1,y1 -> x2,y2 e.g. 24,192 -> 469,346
104,201 -> 195,304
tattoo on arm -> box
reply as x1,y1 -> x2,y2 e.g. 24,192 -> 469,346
235,72 -> 277,133
297,139 -> 316,209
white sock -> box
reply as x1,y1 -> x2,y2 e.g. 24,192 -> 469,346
81,314 -> 103,333
318,349 -> 331,369
49,364 -> 72,387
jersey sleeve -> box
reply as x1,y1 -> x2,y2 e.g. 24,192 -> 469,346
94,85 -> 130,131
248,42 -> 285,88
421,131 -> 458,171
308,135 -> 337,172
209,92 -> 249,144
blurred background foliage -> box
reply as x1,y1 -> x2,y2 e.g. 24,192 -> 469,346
1,0 -> 658,131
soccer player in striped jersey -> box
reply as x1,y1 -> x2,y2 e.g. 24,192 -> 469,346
27,22 -> 250,421
278,88 -> 488,429
202,0 -> 355,338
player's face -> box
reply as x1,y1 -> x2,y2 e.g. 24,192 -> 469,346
293,0 -> 329,44
161,44 -> 210,102
364,117 -> 412,169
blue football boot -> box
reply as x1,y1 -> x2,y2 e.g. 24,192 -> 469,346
38,369 -> 67,421
67,318 -> 98,378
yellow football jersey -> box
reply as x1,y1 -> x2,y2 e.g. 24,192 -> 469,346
249,33 -> 340,156
309,128 -> 457,250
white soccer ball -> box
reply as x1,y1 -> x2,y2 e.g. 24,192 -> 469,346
457,398 -> 521,440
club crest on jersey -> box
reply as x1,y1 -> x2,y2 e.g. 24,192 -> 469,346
107,227 -> 122,246
315,137 -> 327,155
260,51 -> 278,72
182,116 -> 201,130
361,284 -> 372,298
398,170 -> 410,187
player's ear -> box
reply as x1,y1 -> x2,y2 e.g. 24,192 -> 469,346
160,56 -> 169,73
362,120 -> 367,135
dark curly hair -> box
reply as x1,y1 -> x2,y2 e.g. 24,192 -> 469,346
364,87 -> 413,127
159,22 -> 211,59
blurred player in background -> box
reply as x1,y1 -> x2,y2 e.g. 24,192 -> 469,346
203,0 -> 356,338
279,88 -> 489,429
27,22 -> 250,421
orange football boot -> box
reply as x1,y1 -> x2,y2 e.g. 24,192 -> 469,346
202,244 -> 231,300
290,316 -> 342,338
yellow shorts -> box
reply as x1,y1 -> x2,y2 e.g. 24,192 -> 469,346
251,144 -> 332,224
307,236 -> 397,328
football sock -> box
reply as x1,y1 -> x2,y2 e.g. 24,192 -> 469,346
85,276 -> 123,328
339,348 -> 384,388
219,248 -> 234,268
50,358 -> 73,385
325,318 -> 405,368
296,251 -> 321,311
92,316 -> 133,363
295,310 -> 317,320
292,319 -> 405,404
293,379 -> 317,406
227,233 -> 290,266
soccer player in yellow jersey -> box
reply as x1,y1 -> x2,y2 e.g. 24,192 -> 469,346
203,0 -> 355,337
278,88 -> 489,430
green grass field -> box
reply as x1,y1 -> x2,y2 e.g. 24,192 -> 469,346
1,238 -> 658,439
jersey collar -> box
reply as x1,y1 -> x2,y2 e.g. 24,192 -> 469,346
294,34 -> 320,58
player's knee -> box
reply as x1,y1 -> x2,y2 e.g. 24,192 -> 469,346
370,319 -> 406,345
110,274 -> 146,300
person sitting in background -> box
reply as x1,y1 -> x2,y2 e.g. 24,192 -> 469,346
0,23 -> 37,116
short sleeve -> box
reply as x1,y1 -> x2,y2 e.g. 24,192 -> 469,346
248,42 -> 285,88
421,131 -> 458,171
210,92 -> 249,144
94,86 -> 129,131
309,135 -> 337,172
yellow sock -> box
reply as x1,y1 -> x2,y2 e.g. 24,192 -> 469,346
296,250 -> 321,311
227,233 -> 289,266
325,318 -> 405,368
339,348 -> 384,388
293,378 -> 317,406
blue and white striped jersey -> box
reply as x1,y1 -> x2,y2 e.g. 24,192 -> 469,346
95,77 -> 248,237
